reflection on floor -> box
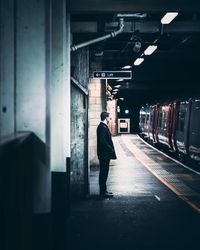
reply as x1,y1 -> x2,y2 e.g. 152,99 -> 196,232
67,134 -> 200,250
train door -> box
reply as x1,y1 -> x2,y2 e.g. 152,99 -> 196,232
174,101 -> 185,154
188,99 -> 200,163
157,104 -> 172,148
152,105 -> 158,144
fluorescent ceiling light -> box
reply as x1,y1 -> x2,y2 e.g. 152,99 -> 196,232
161,12 -> 178,24
134,58 -> 144,66
122,65 -> 132,69
113,89 -> 119,92
117,79 -> 124,82
114,85 -> 121,88
144,45 -> 157,55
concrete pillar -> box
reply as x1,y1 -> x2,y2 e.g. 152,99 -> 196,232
0,0 -> 15,136
16,0 -> 45,141
16,0 -> 50,214
51,0 -> 71,249
88,62 -> 106,168
71,84 -> 86,196
71,47 -> 89,197
51,0 -> 71,172
0,0 -> 52,249
0,0 -> 51,214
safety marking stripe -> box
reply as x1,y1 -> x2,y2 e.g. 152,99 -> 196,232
137,135 -> 200,176
138,158 -> 200,213
121,135 -> 200,214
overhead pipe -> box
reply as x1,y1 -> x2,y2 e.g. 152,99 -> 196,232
116,13 -> 147,19
71,18 -> 124,52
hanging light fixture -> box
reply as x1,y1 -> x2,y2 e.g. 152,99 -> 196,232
134,58 -> 144,66
161,12 -> 178,24
144,45 -> 157,55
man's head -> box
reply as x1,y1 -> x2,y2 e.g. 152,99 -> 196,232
100,111 -> 110,123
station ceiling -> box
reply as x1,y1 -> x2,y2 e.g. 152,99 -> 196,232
71,1 -> 200,105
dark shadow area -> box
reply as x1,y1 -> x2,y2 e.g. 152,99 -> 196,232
67,194 -> 200,250
0,133 -> 51,250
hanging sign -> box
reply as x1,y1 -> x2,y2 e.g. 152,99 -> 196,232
93,71 -> 132,79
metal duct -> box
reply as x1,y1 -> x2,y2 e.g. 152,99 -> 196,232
71,18 -> 124,52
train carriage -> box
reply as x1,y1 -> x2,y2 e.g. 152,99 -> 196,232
139,97 -> 200,168
188,98 -> 200,163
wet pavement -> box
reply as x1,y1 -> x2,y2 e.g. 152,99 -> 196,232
67,134 -> 200,250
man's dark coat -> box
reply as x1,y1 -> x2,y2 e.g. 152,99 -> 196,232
97,122 -> 117,160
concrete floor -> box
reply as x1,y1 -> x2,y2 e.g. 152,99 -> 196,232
67,134 -> 200,250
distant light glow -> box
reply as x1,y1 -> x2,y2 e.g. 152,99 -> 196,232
113,89 -> 119,92
117,106 -> 120,113
120,97 -> 124,101
122,65 -> 132,69
144,45 -> 157,55
125,109 -> 129,114
114,85 -> 121,88
134,58 -> 144,66
117,79 -> 124,82
161,12 -> 178,24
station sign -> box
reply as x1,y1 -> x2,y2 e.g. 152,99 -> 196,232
93,71 -> 132,79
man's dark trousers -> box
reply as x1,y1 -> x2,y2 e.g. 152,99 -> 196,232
99,157 -> 110,195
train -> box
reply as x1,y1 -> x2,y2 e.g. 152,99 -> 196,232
139,97 -> 200,169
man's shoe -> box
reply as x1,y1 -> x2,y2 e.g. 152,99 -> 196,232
105,191 -> 113,196
100,192 -> 114,198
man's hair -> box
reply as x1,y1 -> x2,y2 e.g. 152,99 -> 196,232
100,111 -> 110,121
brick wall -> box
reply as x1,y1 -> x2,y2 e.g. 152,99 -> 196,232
107,99 -> 118,136
88,65 -> 106,167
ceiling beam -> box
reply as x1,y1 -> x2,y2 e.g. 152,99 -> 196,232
72,21 -> 200,33
69,0 -> 200,13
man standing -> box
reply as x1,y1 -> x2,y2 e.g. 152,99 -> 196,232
97,111 -> 117,198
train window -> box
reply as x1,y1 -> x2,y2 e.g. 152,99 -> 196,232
163,111 -> 168,129
190,103 -> 200,135
177,111 -> 185,132
157,110 -> 162,128
180,113 -> 185,132
140,114 -> 145,124
150,112 -> 153,123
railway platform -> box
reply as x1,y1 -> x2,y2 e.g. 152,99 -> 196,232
67,134 -> 200,250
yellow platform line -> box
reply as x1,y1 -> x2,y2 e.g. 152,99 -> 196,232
122,135 -> 200,214
138,159 -> 200,214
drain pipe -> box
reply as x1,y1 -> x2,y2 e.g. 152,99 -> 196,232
71,18 -> 124,52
